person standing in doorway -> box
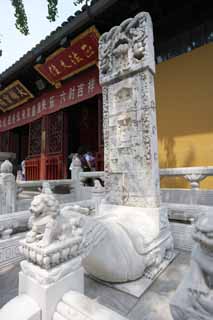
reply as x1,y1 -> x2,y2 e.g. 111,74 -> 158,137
77,146 -> 90,172
21,159 -> 26,181
85,150 -> 96,171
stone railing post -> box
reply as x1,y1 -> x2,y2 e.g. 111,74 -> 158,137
71,156 -> 83,201
184,174 -> 206,190
91,180 -> 105,215
0,160 -> 16,215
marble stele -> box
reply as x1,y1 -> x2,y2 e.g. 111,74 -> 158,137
170,212 -> 213,320
81,12 -> 174,283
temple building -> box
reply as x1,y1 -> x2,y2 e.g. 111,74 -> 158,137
0,0 -> 213,187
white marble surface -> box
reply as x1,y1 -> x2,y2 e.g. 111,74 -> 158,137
83,204 -> 173,283
0,234 -> 25,269
0,263 -> 20,308
170,223 -> 194,252
20,258 -> 82,285
170,212 -> 213,320
0,253 -> 191,320
21,186 -> 103,274
54,290 -> 128,320
88,251 -> 177,298
85,253 -> 190,320
0,160 -> 16,214
99,12 -> 155,85
19,267 -> 84,320
82,11 -> 173,284
100,13 -> 160,208
0,294 -> 40,320
160,166 -> 213,176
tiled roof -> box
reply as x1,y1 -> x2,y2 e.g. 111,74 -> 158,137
0,0 -> 108,82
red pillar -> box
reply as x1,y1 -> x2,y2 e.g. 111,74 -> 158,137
63,110 -> 68,179
40,117 -> 47,180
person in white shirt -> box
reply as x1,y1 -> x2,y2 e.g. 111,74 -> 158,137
21,160 -> 26,181
85,151 -> 96,171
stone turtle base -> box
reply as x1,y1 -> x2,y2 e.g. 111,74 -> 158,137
86,251 -> 178,298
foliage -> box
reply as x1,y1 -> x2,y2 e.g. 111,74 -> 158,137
74,0 -> 88,5
10,0 -> 29,35
10,0 -> 87,36
46,0 -> 58,22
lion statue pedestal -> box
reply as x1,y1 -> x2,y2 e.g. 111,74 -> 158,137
20,190 -> 106,284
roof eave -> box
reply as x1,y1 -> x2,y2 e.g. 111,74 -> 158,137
0,0 -> 119,82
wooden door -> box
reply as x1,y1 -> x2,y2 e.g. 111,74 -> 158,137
79,102 -> 98,153
46,111 -> 64,179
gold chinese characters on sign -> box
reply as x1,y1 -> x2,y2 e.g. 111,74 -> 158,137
0,80 -> 34,112
34,26 -> 100,87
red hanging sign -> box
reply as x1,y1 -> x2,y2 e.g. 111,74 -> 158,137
0,67 -> 101,132
34,26 -> 100,87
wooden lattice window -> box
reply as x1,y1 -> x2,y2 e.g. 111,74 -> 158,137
29,119 -> 42,156
46,111 -> 63,154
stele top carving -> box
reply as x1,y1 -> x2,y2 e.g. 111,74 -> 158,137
99,11 -> 155,85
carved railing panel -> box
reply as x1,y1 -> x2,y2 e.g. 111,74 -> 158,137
0,210 -> 29,239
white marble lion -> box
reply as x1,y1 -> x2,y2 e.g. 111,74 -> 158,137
170,212 -> 213,320
26,192 -> 83,247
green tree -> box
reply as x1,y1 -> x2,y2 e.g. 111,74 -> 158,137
10,0 -> 87,36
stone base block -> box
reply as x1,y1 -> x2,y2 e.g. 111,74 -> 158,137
20,257 -> 82,285
87,251 -> 177,298
83,204 -> 174,283
19,266 -> 84,320
0,294 -> 40,320
54,290 -> 128,320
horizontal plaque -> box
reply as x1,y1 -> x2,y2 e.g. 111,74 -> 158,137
0,80 -> 34,112
0,66 -> 101,132
34,26 -> 100,87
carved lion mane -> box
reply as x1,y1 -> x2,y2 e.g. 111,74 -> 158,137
26,191 -> 61,246
29,193 -> 60,220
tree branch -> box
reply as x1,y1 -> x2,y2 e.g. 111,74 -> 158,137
46,0 -> 58,22
10,0 -> 29,35
74,0 -> 88,6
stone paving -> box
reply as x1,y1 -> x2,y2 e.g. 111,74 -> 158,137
0,252 -> 190,319
0,264 -> 20,308
85,252 -> 190,320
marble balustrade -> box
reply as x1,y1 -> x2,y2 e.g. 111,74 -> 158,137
17,179 -> 72,193
160,166 -> 213,189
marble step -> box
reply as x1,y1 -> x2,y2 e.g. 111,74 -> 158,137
54,290 -> 127,320
0,294 -> 40,320
53,311 -> 67,320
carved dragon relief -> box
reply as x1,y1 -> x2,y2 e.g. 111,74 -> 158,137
99,12 -> 154,83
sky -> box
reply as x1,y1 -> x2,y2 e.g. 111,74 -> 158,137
0,0 -> 82,73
